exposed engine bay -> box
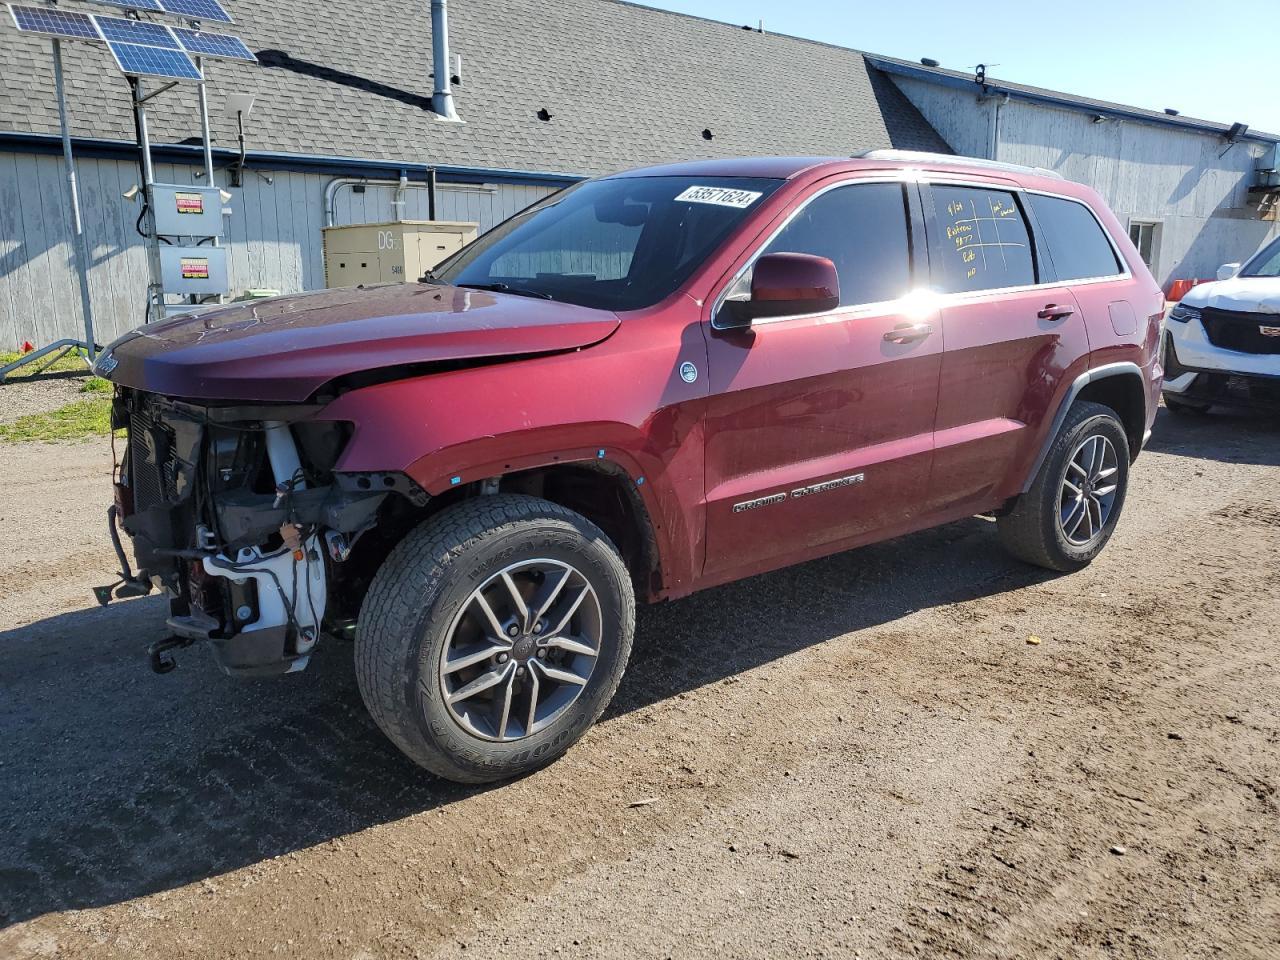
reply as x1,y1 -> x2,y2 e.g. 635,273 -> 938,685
102,388 -> 426,676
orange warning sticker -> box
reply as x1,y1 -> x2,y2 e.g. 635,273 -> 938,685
175,192 -> 205,215
180,258 -> 210,280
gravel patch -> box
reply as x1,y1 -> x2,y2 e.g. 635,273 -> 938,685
0,373 -> 98,424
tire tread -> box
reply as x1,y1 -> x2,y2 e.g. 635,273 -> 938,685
356,494 -> 633,782
997,401 -> 1128,573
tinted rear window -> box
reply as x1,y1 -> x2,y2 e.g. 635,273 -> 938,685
1028,194 -> 1122,281
932,185 -> 1035,293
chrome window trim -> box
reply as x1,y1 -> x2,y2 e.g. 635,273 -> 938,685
708,175 -> 1133,331
709,174 -> 917,330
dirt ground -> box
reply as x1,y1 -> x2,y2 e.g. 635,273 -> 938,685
1,406 -> 1277,960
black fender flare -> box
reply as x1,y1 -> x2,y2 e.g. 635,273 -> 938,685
1020,361 -> 1147,494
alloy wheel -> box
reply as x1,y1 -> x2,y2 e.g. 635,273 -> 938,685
1059,434 -> 1120,547
438,559 -> 602,742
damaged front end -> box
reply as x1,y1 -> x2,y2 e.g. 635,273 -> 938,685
102,388 -> 424,677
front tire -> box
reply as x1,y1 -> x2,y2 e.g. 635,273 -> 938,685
997,401 -> 1130,572
357,495 -> 635,783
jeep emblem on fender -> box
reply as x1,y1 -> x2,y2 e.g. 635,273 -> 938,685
680,361 -> 698,383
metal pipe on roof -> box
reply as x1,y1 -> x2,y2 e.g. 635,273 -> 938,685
431,0 -> 460,122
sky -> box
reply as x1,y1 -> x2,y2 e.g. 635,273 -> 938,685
642,0 -> 1279,134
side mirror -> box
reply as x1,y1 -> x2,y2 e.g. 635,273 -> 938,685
1217,262 -> 1241,281
721,253 -> 840,327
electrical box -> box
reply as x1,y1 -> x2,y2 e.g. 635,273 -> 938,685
160,246 -> 230,296
322,220 -> 479,288
152,184 -> 226,238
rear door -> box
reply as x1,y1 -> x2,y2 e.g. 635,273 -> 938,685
701,178 -> 942,577
923,180 -> 1090,512
1024,190 -> 1135,355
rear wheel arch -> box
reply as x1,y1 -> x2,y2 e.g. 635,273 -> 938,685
1075,369 -> 1147,459
1022,362 -> 1147,494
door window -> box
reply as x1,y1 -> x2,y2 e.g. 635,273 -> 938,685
748,182 -> 913,307
1026,193 -> 1125,281
932,185 -> 1036,293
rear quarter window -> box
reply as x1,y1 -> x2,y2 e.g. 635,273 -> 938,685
932,185 -> 1036,293
1027,194 -> 1123,281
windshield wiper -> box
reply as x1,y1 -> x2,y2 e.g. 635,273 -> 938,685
457,282 -> 554,300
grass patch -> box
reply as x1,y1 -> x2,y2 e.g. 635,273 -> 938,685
80,376 -> 112,394
0,348 -> 93,377
0,397 -> 114,442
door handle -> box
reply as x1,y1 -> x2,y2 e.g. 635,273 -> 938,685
1038,304 -> 1075,320
884,322 -> 933,344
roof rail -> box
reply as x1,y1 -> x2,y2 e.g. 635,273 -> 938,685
854,149 -> 1066,181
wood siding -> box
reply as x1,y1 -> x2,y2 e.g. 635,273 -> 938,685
0,153 -> 558,349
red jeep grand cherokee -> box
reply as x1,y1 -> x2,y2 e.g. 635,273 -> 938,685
96,152 -> 1164,782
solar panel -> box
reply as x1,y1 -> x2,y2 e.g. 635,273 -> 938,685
107,40 -> 202,80
88,0 -> 165,12
157,0 -> 232,23
9,5 -> 103,42
93,15 -> 179,48
171,27 -> 254,62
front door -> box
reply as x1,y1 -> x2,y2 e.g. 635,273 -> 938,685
701,180 -> 942,578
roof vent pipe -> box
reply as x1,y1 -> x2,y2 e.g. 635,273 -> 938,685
431,0 -> 461,122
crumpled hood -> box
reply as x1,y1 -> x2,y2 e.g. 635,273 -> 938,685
100,283 -> 621,402
1182,275 -> 1280,315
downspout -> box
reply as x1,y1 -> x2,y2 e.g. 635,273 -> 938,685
431,0 -> 461,122
391,170 -> 409,222
988,92 -> 1009,161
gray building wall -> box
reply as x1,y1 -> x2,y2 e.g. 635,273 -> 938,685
0,152 -> 557,350
889,75 -> 1280,287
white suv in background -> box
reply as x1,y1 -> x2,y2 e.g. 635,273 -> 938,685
1163,236 -> 1280,412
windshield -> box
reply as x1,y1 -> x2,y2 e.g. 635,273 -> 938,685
1241,236 -> 1280,278
433,176 -> 784,310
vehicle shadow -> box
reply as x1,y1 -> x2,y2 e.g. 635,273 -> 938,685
1145,404 -> 1280,467
0,513 -> 1046,928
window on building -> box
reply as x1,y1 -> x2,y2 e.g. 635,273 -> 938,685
931,185 -> 1036,293
1127,220 -> 1162,275
1027,194 -> 1124,280
751,182 -> 913,307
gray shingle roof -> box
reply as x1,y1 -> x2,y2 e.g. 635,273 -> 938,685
0,0 -> 948,177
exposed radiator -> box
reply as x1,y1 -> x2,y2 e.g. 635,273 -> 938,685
128,402 -> 178,512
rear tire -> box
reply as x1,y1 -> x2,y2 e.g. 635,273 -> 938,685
997,401 -> 1130,573
357,494 -> 635,784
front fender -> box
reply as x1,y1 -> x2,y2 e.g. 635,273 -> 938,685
315,331 -> 709,598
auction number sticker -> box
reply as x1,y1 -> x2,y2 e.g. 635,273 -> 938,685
675,185 -> 763,209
